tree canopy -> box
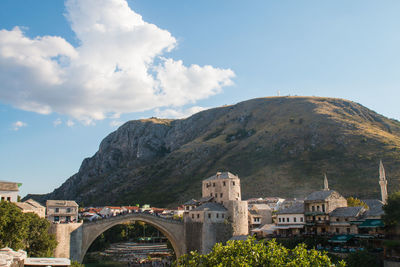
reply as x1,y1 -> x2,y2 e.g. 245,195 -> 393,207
383,191 -> 400,227
175,237 -> 345,267
0,201 -> 57,257
346,197 -> 368,209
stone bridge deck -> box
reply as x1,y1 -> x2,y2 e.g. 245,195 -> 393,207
69,213 -> 185,262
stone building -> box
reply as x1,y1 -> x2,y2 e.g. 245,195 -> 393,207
275,202 -> 305,236
304,176 -> 347,234
46,200 -> 79,223
201,172 -> 248,236
0,181 -> 21,202
15,198 -> 46,218
248,204 -> 272,230
329,206 -> 365,234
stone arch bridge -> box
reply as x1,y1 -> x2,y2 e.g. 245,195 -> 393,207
51,213 -> 186,263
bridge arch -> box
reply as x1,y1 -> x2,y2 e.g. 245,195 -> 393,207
77,214 -> 185,263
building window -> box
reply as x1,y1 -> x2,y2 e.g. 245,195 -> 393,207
55,208 -> 59,213
336,218 -> 339,222
186,206 -> 189,211
210,193 -> 213,196
287,218 -> 290,222
223,181 -> 226,186
67,208 -> 71,213
221,201 -> 223,205
215,193 -> 218,197
222,214 -> 224,218
318,217 -> 321,221
7,197 -> 11,201
317,206 -> 320,211
1,197 -> 4,201
220,193 -> 223,198
213,183 -> 215,187
294,217 -> 297,222
192,214 -> 194,219
282,218 -> 285,222
54,216 -> 59,222
336,228 -> 339,233
347,228 -> 350,234
300,217 -> 303,222
208,213 -> 211,219
216,213 -> 219,218
197,214 -> 200,219
312,206 -> 315,212
322,204 -> 325,212
232,181 -> 235,186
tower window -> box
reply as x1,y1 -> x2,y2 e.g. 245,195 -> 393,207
223,181 -> 226,186
232,181 -> 235,186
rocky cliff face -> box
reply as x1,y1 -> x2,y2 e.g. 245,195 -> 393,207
27,97 -> 400,207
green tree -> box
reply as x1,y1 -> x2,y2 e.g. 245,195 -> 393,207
346,197 -> 368,209
345,250 -> 380,267
0,201 -> 57,256
383,191 -> 400,227
175,237 -> 346,267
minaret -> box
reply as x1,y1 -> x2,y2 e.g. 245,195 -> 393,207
323,173 -> 329,191
379,160 -> 388,204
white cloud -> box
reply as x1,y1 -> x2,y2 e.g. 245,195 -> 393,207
110,120 -> 123,127
53,118 -> 62,127
155,106 -> 208,119
12,121 -> 27,131
66,120 -> 75,127
0,0 -> 234,124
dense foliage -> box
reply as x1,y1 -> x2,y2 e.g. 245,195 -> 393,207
345,250 -> 380,267
383,191 -> 400,227
175,237 -> 345,267
0,201 -> 57,257
346,197 -> 368,209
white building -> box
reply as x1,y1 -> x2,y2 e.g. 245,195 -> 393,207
0,181 -> 21,202
99,206 -> 124,217
46,200 -> 79,223
275,202 -> 305,236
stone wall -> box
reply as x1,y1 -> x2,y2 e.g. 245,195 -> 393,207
226,200 -> 248,236
50,223 -> 82,259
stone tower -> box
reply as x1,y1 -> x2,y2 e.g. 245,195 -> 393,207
202,172 -> 249,236
379,160 -> 388,204
323,174 -> 329,191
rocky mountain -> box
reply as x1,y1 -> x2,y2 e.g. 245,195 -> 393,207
26,97 -> 400,207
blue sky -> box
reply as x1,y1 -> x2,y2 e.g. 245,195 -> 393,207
1,0 -> 400,197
